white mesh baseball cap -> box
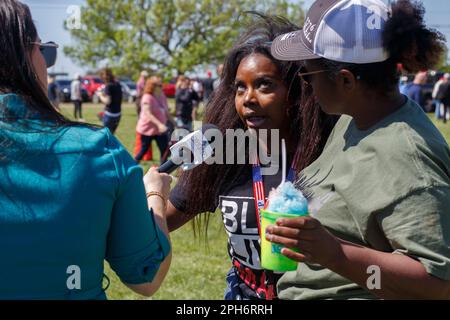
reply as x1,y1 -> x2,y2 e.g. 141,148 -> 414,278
271,0 -> 390,64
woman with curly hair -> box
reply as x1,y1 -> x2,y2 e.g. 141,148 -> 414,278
268,0 -> 450,299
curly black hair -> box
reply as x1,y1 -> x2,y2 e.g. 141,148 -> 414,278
318,0 -> 447,93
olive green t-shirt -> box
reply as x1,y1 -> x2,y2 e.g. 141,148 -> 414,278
278,98 -> 450,300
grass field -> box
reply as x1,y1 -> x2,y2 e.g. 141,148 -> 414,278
431,116 -> 450,143
59,102 -> 450,300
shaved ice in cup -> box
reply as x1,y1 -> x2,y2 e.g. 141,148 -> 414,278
261,182 -> 309,271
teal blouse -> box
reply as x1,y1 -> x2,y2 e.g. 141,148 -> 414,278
0,94 -> 170,299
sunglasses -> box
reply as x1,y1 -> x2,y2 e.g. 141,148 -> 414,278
30,41 -> 59,68
298,66 -> 331,85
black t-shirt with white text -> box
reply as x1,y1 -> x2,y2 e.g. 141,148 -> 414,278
170,167 -> 286,299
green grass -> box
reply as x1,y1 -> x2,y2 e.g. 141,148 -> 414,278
430,116 -> 450,143
59,102 -> 229,300
59,103 -> 450,300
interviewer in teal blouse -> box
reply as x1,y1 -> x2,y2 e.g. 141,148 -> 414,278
0,0 -> 171,300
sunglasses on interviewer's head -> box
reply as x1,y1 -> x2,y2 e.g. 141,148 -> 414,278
30,41 -> 59,68
297,66 -> 331,85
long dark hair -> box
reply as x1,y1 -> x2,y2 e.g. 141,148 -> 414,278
318,0 -> 446,93
0,0 -> 71,125
176,13 -> 337,234
99,68 -> 115,84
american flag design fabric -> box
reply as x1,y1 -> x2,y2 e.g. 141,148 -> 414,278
252,162 -> 265,235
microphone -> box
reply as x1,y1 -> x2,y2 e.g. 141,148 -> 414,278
158,124 -> 218,173
157,157 -> 180,174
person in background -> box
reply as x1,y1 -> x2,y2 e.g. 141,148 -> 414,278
202,71 -> 214,103
0,0 -> 172,300
134,134 -> 154,162
70,73 -> 83,121
405,71 -> 427,111
399,75 -> 409,95
136,70 -> 149,115
190,78 -> 202,122
135,76 -> 175,164
97,68 -> 122,135
432,73 -> 450,120
47,75 -> 60,110
134,70 -> 153,161
213,64 -> 224,91
175,75 -> 200,132
192,77 -> 204,102
438,74 -> 450,124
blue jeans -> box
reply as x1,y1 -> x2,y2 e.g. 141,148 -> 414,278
434,100 -> 442,119
224,267 -> 245,300
103,114 -> 121,135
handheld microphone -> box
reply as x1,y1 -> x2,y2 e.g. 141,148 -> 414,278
158,124 -> 218,174
157,157 -> 180,174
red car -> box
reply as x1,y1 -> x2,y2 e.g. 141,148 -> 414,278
162,78 -> 177,98
82,75 -> 104,101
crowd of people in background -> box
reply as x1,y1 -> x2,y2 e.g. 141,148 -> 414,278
45,67 -> 223,164
45,65 -> 450,169
402,70 -> 450,123
46,64 -> 450,170
132,68 -> 222,163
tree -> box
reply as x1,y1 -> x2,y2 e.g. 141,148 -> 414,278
64,0 -> 305,78
437,46 -> 449,71
442,65 -> 450,73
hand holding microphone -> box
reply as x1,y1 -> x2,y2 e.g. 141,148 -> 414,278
144,167 -> 172,200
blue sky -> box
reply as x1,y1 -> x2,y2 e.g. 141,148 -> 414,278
22,0 -> 450,78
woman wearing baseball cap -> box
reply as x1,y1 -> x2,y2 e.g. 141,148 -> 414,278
267,0 -> 450,299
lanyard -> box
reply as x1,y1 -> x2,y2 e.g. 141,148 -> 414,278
252,151 -> 299,236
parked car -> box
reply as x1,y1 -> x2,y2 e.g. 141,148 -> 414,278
82,76 -> 104,102
55,79 -> 88,102
119,80 -> 138,103
163,77 -> 177,98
